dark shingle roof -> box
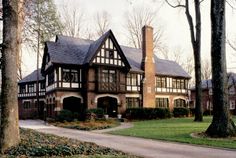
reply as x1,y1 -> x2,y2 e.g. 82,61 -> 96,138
190,72 -> 236,90
45,31 -> 190,78
19,69 -> 44,83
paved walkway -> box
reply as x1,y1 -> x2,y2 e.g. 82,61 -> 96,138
20,120 -> 236,158
92,122 -> 133,133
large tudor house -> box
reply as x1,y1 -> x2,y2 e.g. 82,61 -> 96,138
18,26 -> 191,119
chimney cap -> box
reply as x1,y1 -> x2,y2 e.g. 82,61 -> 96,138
142,25 -> 153,30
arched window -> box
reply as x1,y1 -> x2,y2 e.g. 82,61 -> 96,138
174,99 -> 187,108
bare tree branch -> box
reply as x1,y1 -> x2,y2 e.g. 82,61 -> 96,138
94,11 -> 110,37
125,5 -> 165,52
227,38 -> 236,51
165,0 -> 186,8
62,6 -> 84,37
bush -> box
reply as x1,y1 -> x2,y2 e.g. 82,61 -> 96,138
86,108 -> 105,121
56,110 -> 78,122
125,108 -> 171,120
86,108 -> 104,118
173,108 -> 190,117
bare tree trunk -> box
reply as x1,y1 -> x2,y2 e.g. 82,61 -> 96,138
165,0 -> 203,121
186,0 -> 202,121
0,0 -> 24,152
206,0 -> 236,137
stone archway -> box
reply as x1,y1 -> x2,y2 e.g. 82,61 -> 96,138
97,97 -> 118,117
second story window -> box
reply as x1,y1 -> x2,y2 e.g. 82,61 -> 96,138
48,71 -> 54,86
62,69 -> 79,83
156,77 -> 167,88
28,84 -> 34,93
100,69 -> 117,91
20,84 -> 26,93
172,78 -> 186,89
40,82 -> 45,89
126,73 -> 142,91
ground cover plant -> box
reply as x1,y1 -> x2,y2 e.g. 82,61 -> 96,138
110,116 -> 236,149
51,119 -> 120,131
2,128 -> 137,158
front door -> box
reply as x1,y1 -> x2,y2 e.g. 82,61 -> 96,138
97,97 -> 118,117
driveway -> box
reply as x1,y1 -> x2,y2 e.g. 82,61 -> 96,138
20,120 -> 236,158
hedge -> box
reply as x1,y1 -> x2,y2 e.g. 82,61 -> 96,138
56,110 -> 80,122
125,108 -> 171,120
173,107 -> 190,117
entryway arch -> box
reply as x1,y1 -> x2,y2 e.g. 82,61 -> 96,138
63,96 -> 84,114
97,96 -> 118,117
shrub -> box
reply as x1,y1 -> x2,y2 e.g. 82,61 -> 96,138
173,108 -> 190,117
125,108 -> 171,120
189,108 -> 195,116
56,110 -> 77,122
86,108 -> 104,121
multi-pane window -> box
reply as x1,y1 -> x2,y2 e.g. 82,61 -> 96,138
20,84 -> 26,93
23,101 -> 31,109
100,69 -> 117,91
48,71 -> 54,86
62,69 -> 78,83
126,98 -> 141,108
174,99 -> 187,108
172,79 -> 186,89
156,98 -> 169,108
126,73 -> 142,91
156,77 -> 167,88
28,84 -> 34,92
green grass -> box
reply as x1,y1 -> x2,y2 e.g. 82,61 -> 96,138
110,116 -> 236,149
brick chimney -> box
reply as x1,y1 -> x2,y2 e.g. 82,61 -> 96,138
141,25 -> 156,108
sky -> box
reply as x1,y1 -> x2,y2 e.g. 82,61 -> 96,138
22,0 -> 236,77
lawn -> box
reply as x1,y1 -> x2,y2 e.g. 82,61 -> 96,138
110,116 -> 236,149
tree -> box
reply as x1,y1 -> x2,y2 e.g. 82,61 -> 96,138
94,11 -> 110,37
0,0 -> 24,152
125,5 -> 165,52
206,0 -> 236,137
61,6 -> 84,37
24,0 -> 63,50
166,0 -> 203,121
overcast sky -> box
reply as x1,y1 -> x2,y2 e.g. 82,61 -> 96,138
22,0 -> 236,76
